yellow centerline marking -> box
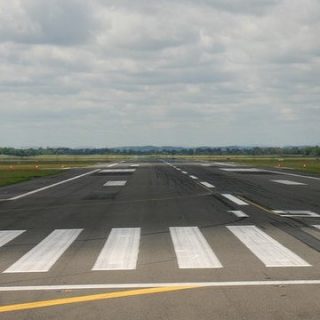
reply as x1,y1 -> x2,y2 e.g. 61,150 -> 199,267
237,196 -> 272,213
0,285 -> 198,313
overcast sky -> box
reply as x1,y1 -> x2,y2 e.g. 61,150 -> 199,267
0,0 -> 319,147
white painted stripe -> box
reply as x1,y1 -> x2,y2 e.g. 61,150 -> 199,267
222,194 -> 248,206
106,163 -> 119,167
93,228 -> 140,270
200,182 -> 215,188
1,279 -> 320,291
170,227 -> 222,269
7,170 -> 100,200
103,181 -> 127,187
4,229 -> 83,273
313,225 -> 320,230
0,230 -> 25,247
100,169 -> 136,173
273,210 -> 320,217
272,180 -> 306,185
229,210 -> 248,218
227,225 -> 310,267
130,164 -> 140,167
221,168 -> 266,172
189,175 -> 198,180
268,170 -> 320,181
182,171 -> 188,174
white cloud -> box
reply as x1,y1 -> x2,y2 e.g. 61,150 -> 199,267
0,0 -> 319,147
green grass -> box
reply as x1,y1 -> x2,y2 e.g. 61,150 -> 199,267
0,155 -> 137,187
0,168 -> 60,187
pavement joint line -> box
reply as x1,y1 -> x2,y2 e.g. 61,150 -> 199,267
0,286 -> 197,313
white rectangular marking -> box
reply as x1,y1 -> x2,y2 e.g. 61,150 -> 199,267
103,181 -> 127,187
100,169 -> 136,173
227,225 -> 310,267
4,229 -> 83,273
169,227 -> 222,269
272,180 -> 306,186
313,225 -> 320,230
222,194 -> 248,206
229,210 -> 248,218
93,228 -> 140,270
189,175 -> 198,180
130,164 -> 140,167
200,182 -> 215,188
0,230 -> 25,247
182,171 -> 188,174
273,210 -> 320,217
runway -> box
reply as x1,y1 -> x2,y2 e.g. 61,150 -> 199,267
0,159 -> 319,319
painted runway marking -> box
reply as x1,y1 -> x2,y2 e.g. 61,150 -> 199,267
103,181 -> 127,187
189,175 -> 198,180
229,210 -> 248,218
222,194 -> 249,206
0,279 -> 320,292
227,225 -> 310,267
221,168 -> 267,173
0,230 -> 25,248
169,227 -> 222,269
182,171 -> 188,174
200,182 -> 215,188
4,229 -> 83,273
273,210 -> 320,217
93,228 -> 140,270
130,164 -> 140,167
100,169 -> 136,173
272,180 -> 306,185
313,225 -> 320,230
0,286 -> 195,313
6,169 -> 100,200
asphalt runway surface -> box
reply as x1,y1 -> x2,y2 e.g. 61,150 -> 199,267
0,159 -> 319,319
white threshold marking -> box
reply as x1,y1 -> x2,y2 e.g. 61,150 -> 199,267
4,229 -> 83,273
182,171 -> 188,174
189,175 -> 198,180
103,181 -> 127,187
313,225 -> 320,230
200,182 -> 215,188
93,228 -> 140,270
1,280 -> 320,291
227,225 -> 310,267
100,169 -> 136,173
273,210 -> 320,217
229,210 -> 248,218
222,194 -> 248,206
272,180 -> 307,186
6,169 -> 100,201
0,230 -> 25,247
170,227 -> 222,269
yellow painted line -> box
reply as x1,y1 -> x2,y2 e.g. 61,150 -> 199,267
0,285 -> 197,313
237,196 -> 272,213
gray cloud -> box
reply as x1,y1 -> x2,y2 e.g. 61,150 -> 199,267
0,0 -> 319,147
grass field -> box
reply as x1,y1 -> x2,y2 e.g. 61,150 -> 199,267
0,156 -> 129,187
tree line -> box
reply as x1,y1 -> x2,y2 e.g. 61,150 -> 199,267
0,146 -> 320,156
